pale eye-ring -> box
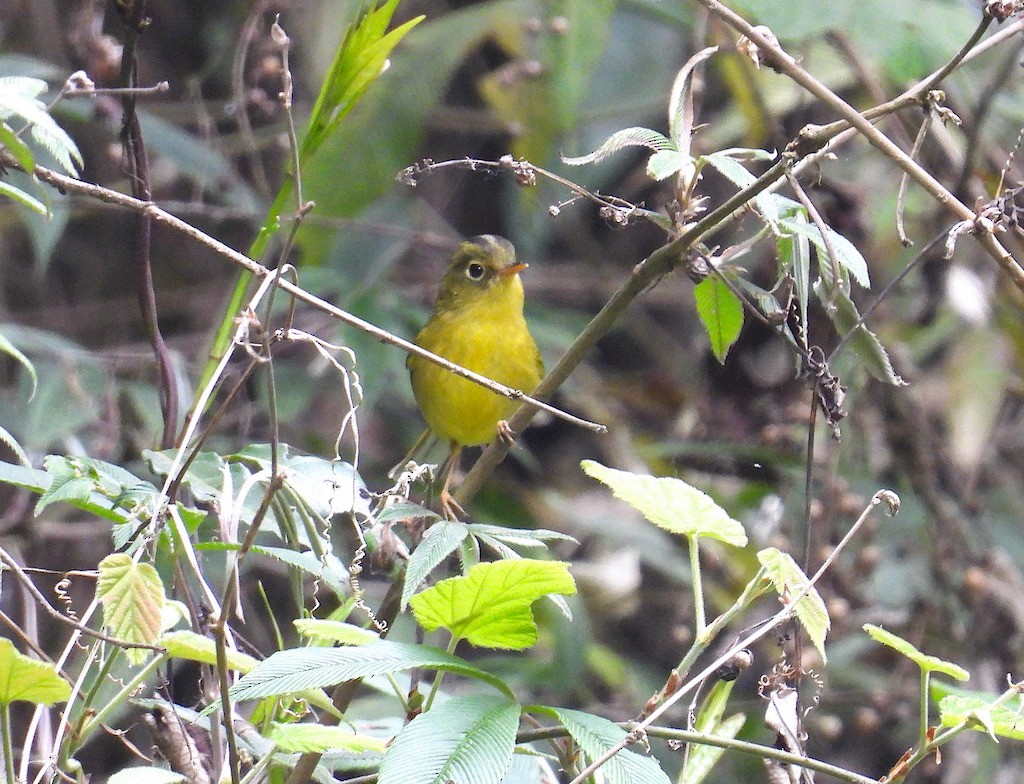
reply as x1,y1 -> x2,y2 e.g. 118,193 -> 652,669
466,262 -> 486,280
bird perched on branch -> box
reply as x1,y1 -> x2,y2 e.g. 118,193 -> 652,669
404,235 -> 543,520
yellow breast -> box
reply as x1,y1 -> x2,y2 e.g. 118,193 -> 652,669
409,278 -> 543,447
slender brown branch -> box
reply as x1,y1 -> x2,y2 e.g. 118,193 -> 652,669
697,0 -> 1024,289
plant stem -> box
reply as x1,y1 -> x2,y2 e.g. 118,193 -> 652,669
424,637 -> 459,711
1,705 -> 15,784
689,537 -> 706,636
919,669 -> 930,750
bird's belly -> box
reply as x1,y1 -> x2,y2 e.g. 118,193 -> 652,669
410,324 -> 539,446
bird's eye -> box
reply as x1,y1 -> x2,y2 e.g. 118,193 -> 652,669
466,262 -> 486,280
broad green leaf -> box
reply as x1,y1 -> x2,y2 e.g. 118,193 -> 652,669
758,548 -> 829,662
541,707 -> 670,784
813,278 -> 905,386
160,630 -> 258,674
937,690 -> 1024,741
403,520 -> 470,609
863,625 -> 969,680
581,460 -> 747,546
646,149 -> 694,182
267,722 -> 388,754
294,619 -> 379,646
0,637 -> 70,706
107,768 -> 185,784
0,459 -> 131,525
409,560 -> 576,650
378,694 -> 520,784
229,640 -> 513,702
196,542 -> 350,599
562,126 -> 675,167
693,275 -> 744,363
96,554 -> 165,665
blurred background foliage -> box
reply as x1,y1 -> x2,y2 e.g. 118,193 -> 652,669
1,0 -> 1023,780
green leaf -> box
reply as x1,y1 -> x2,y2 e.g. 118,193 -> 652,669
0,177 -> 47,215
267,722 -> 389,754
0,637 -> 70,706
160,630 -> 258,674
581,460 -> 747,546
229,640 -> 513,702
541,707 -> 670,784
758,548 -> 829,662
0,118 -> 36,172
646,149 -> 695,182
700,148 -> 779,223
681,680 -> 746,784
863,625 -> 969,680
0,459 -> 132,525
936,688 -> 1024,741
293,619 -> 379,646
778,217 -> 870,288
378,695 -> 520,784
96,554 -> 165,665
813,277 -> 905,386
0,424 -> 29,467
465,523 -> 577,550
403,520 -> 470,609
562,126 -> 676,167
693,276 -> 744,363
409,560 -> 576,650
776,215 -> 810,348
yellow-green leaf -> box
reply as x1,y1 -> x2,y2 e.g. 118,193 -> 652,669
160,630 -> 259,674
581,460 -> 747,546
409,560 -> 576,650
96,554 -> 164,665
266,722 -> 388,754
758,548 -> 829,662
694,276 -> 743,363
293,619 -> 379,646
864,625 -> 969,680
0,637 -> 70,707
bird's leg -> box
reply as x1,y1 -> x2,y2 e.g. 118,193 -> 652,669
496,420 -> 516,446
437,443 -> 466,521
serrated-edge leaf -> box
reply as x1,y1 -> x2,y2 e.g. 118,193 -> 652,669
96,554 -> 165,664
160,630 -> 258,673
545,707 -> 671,784
403,520 -> 469,609
267,722 -> 389,754
378,694 -> 520,784
863,624 -> 969,680
581,461 -> 747,546
465,523 -> 577,547
778,218 -> 870,288
0,119 -> 36,172
34,475 -> 93,515
700,149 -> 779,225
561,126 -> 675,166
293,619 -> 379,646
693,275 -> 744,363
0,637 -> 71,706
0,424 -> 30,467
409,560 -> 576,650
758,548 -> 829,662
813,279 -> 906,385
229,640 -> 513,702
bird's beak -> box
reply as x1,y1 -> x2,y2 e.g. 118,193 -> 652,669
498,262 -> 528,277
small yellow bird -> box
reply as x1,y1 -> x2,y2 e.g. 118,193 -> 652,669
406,235 -> 544,519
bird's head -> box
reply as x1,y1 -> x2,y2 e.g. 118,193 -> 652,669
435,235 -> 528,311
